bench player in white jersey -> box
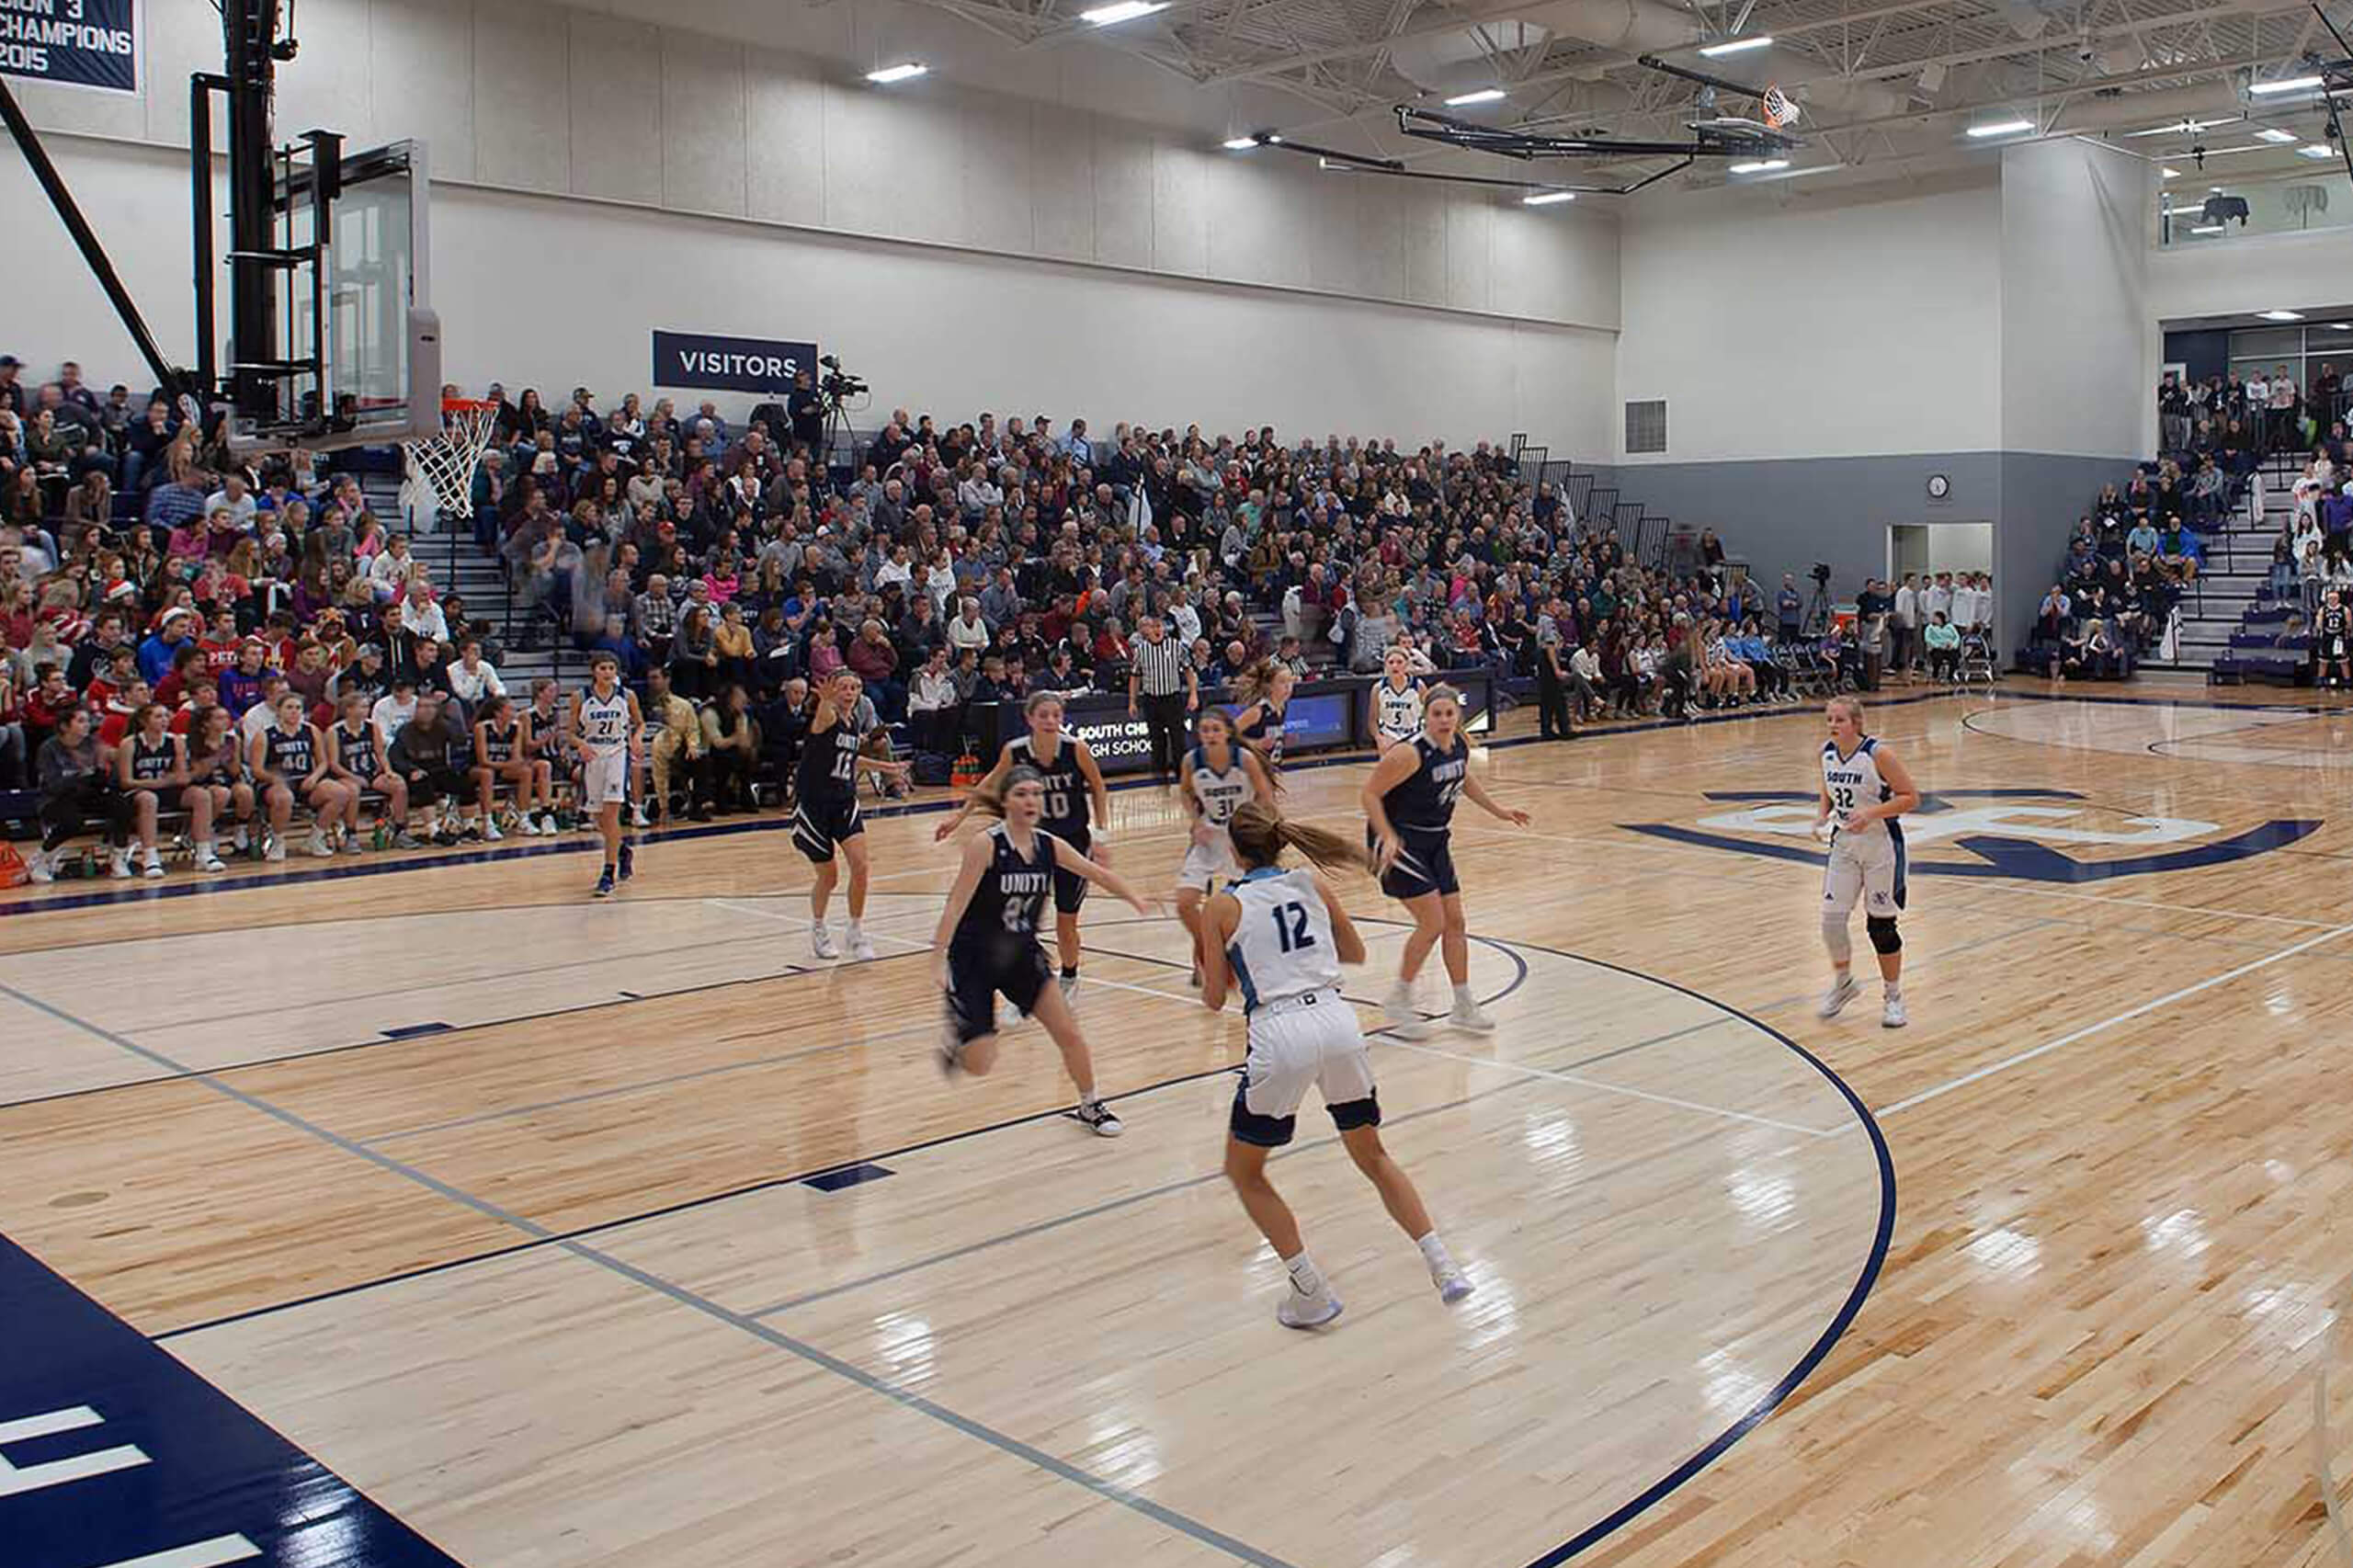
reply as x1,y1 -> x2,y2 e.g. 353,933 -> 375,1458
1370,646 -> 1426,756
573,652 -> 645,899
1176,709 -> 1272,985
1813,696 -> 1921,1028
1201,801 -> 1471,1329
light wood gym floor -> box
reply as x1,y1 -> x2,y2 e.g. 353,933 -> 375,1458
3,676 -> 2349,1568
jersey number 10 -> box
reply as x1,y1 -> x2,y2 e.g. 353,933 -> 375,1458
1270,901 -> 1316,953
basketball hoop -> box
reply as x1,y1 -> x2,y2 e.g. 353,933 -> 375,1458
1761,84 -> 1801,129
401,398 -> 502,519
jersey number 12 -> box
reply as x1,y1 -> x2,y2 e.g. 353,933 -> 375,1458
1270,901 -> 1316,952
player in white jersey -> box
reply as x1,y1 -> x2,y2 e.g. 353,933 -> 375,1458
1176,708 -> 1272,985
572,652 -> 645,899
1371,646 -> 1425,755
1202,801 -> 1472,1329
1813,696 -> 1921,1028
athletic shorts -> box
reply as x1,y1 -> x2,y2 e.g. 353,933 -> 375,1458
791,793 -> 862,864
1051,830 -> 1090,915
581,746 -> 631,809
1824,826 -> 1906,917
1228,991 -> 1381,1148
1177,830 -> 1237,892
945,938 -> 1051,1044
1375,825 -> 1458,902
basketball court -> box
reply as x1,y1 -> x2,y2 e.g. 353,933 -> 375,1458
2,682 -> 2350,1567
7,0 -> 2353,1559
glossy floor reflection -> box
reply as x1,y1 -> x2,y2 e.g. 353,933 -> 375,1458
5,680 -> 2353,1568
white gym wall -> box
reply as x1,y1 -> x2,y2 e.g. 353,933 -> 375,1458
1615,177 -> 2005,464
3,0 -> 1620,452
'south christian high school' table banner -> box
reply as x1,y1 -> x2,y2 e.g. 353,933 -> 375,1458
0,0 -> 137,93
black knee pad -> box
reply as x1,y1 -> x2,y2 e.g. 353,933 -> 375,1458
1866,915 -> 1903,954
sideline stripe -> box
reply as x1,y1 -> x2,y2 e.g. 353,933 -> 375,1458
1875,919 -> 2353,1117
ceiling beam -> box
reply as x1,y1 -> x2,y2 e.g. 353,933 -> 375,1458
1209,0 -> 1984,85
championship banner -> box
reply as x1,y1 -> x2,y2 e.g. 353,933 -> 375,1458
652,330 -> 817,394
0,0 -> 137,94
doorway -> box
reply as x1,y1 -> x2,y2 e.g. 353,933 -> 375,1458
1890,521 -> 1993,582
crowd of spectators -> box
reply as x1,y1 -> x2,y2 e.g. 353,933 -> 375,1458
5,347 -> 1820,882
448,378 -> 1813,751
2127,372 -> 2353,680
2157,363 -> 2349,460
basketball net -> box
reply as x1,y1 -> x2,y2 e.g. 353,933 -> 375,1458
1761,85 -> 1800,129
401,399 -> 501,520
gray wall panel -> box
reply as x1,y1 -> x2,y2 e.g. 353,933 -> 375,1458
1593,451 -> 2131,657
1996,452 -> 2131,655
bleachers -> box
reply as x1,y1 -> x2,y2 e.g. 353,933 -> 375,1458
2201,453 -> 2332,685
2171,451 -> 2306,676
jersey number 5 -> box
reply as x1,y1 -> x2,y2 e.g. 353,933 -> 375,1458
1270,901 -> 1316,953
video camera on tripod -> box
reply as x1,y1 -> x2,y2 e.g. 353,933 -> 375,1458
817,354 -> 867,407
1804,562 -> 1835,635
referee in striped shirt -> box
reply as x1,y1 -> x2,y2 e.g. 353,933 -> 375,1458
1127,614 -> 1197,783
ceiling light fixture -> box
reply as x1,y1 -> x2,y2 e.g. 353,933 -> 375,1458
1521,189 -> 1576,204
1698,35 -> 1774,56
1727,159 -> 1790,174
2256,127 -> 2300,142
2259,309 -> 2305,320
2301,143 -> 2337,158
1967,119 -> 2035,138
2128,118 -> 2230,137
1080,0 -> 1166,23
1222,136 -> 1260,151
864,62 -> 927,84
2189,224 -> 2226,233
1444,87 -> 1506,106
2162,165 -> 2181,177
2250,74 -> 2325,96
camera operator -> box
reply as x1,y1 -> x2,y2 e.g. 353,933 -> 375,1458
786,368 -> 826,459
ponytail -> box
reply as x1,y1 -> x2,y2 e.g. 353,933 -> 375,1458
1231,657 -> 1279,704
1226,800 -> 1367,876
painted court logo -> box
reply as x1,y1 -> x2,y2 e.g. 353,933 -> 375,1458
1628,789 -> 2318,883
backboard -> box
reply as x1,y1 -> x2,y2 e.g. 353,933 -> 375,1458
263,137 -> 440,451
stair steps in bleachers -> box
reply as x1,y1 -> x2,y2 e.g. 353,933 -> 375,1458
2172,455 -> 2310,683
355,473 -> 563,695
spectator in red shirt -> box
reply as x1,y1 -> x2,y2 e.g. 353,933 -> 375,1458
23,663 -> 79,753
167,676 -> 221,735
846,617 -> 902,720
153,642 -> 205,709
97,678 -> 152,747
85,644 -> 140,715
199,608 -> 243,675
